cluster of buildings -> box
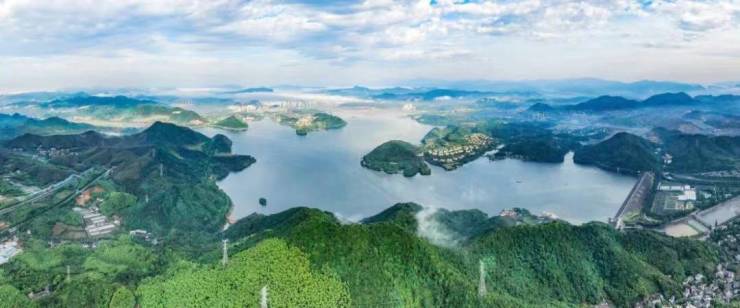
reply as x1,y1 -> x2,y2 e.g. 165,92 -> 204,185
228,100 -> 263,113
637,265 -> 738,307
73,207 -> 119,237
659,184 -> 698,201
424,133 -> 494,169
657,183 -> 697,211
499,209 -> 521,218
680,265 -> 738,307
0,237 -> 21,265
129,229 -> 157,244
14,146 -> 78,160
662,153 -> 673,165
294,115 -> 315,129
498,208 -> 556,223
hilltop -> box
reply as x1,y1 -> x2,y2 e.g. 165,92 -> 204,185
221,203 -> 717,307
41,95 -> 155,108
212,115 -> 248,131
654,128 -> 740,173
274,112 -> 346,135
25,95 -> 208,127
529,92 -> 740,113
361,140 -> 431,177
4,122 -> 255,235
224,87 -> 273,94
574,132 -> 659,174
0,113 -> 96,140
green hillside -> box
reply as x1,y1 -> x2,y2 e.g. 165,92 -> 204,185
223,205 -> 717,307
274,112 -> 346,135
137,239 -> 350,307
574,132 -> 659,174
493,137 -> 570,163
655,128 -> 740,173
0,113 -> 95,140
213,115 -> 248,130
361,140 -> 431,177
35,95 -> 207,126
3,122 -> 256,240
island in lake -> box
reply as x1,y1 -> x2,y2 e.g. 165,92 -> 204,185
361,125 -> 496,176
212,115 -> 248,131
421,126 -> 496,170
361,140 -> 431,177
274,112 -> 346,135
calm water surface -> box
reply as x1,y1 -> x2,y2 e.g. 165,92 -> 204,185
200,111 -> 636,223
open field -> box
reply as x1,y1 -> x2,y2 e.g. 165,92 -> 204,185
661,196 -> 740,238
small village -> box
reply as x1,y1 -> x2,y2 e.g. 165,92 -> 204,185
73,206 -> 118,237
0,236 -> 21,265
13,146 -> 79,160
423,133 -> 494,170
637,220 -> 740,307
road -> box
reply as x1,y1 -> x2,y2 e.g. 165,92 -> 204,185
0,168 -> 112,239
0,168 -> 98,216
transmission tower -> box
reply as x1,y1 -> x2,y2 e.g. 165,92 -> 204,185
222,239 -> 229,266
261,285 -> 269,308
478,260 -> 487,298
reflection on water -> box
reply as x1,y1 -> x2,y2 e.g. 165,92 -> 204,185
200,111 -> 636,224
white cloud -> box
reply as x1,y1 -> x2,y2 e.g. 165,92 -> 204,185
652,0 -> 740,33
0,0 -> 739,90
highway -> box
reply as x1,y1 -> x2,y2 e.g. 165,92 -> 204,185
0,168 -> 98,216
0,168 -> 112,239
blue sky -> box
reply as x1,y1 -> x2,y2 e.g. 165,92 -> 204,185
1,0 -> 739,91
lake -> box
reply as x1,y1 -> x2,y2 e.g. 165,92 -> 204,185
200,110 -> 637,223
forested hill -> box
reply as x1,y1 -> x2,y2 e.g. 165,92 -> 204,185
529,92 -> 740,112
573,129 -> 740,174
41,95 -> 155,108
653,128 -> 740,173
573,132 -> 659,174
3,122 -> 256,237
222,204 -> 718,307
0,113 -> 95,140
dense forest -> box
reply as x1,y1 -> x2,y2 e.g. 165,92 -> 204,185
3,122 -> 255,248
223,204 -> 718,307
0,121 -> 732,307
574,132 -> 659,174
361,140 -> 431,177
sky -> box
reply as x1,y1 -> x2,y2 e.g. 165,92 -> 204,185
1,0 -> 739,91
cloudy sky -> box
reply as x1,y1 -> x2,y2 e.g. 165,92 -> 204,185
1,0 -> 739,91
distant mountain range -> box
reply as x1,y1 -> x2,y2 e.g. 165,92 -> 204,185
529,93 -> 740,112
222,87 -> 274,94
326,86 -> 494,101
0,113 -> 95,140
324,79 -> 713,101
41,94 -> 156,108
400,78 -> 707,97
